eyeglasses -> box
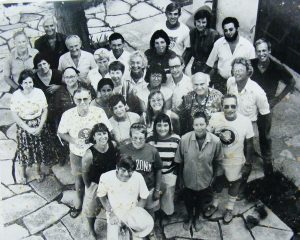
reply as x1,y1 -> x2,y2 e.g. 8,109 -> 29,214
224,105 -> 237,109
132,136 -> 146,142
151,74 -> 162,79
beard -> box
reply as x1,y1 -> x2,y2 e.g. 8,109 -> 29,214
224,31 -> 239,42
131,69 -> 144,80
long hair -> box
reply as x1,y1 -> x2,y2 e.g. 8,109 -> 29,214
88,123 -> 113,144
145,90 -> 166,126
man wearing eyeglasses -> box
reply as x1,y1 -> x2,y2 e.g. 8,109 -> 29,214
207,94 -> 254,224
58,86 -> 112,218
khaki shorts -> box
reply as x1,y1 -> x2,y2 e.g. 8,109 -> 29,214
82,182 -> 102,218
217,163 -> 243,182
70,152 -> 82,176
160,173 -> 177,215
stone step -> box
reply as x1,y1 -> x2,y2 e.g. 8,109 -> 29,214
43,222 -> 73,240
52,163 -> 75,186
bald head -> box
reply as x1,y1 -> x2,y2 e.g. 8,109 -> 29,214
192,72 -> 210,96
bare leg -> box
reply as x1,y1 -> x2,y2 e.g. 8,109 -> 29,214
74,175 -> 85,210
87,217 -> 97,239
36,163 -> 45,183
20,164 -> 27,184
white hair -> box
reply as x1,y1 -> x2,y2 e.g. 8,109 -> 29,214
42,15 -> 57,26
192,72 -> 210,84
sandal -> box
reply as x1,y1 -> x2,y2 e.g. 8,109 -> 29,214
223,209 -> 234,224
19,176 -> 28,185
37,173 -> 45,183
70,207 -> 82,218
204,205 -> 218,218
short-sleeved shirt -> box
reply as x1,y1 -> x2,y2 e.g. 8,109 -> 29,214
11,88 -> 47,120
87,68 -> 110,91
251,58 -> 294,101
175,131 -> 223,191
206,36 -> 255,79
58,106 -> 112,156
4,47 -> 39,84
58,50 -> 97,82
209,112 -> 254,165
227,77 -> 270,121
97,170 -> 149,217
119,143 -> 163,189
109,112 -> 140,144
152,22 -> 190,56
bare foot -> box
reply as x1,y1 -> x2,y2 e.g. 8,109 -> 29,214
19,176 -> 27,185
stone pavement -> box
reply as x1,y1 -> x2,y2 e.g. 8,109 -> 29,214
0,1 -> 299,239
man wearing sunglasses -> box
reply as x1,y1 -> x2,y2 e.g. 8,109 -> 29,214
207,94 -> 254,223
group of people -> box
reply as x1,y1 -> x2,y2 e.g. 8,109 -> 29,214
6,3 -> 295,240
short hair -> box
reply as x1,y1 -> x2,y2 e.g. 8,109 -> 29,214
116,154 -> 136,171
153,113 -> 172,143
88,123 -> 112,144
18,69 -> 36,89
150,29 -> 170,49
33,52 -> 51,69
254,38 -> 272,51
65,35 -> 82,47
221,94 -> 238,106
42,15 -> 57,26
166,2 -> 181,15
194,8 -> 211,28
192,72 -> 210,84
129,50 -> 148,68
231,57 -> 253,77
192,111 -> 208,124
73,85 -> 91,97
62,66 -> 80,76
109,61 -> 125,74
109,32 -> 124,43
13,30 -> 28,40
144,64 -> 167,84
130,123 -> 147,138
97,78 -> 114,91
222,17 -> 239,29
108,94 -> 126,110
169,54 -> 184,65
94,48 -> 110,61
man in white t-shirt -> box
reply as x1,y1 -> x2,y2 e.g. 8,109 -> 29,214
98,154 -> 154,239
152,3 -> 190,56
58,86 -> 112,218
207,94 -> 254,224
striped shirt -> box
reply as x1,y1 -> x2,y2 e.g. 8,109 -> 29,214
147,134 -> 180,174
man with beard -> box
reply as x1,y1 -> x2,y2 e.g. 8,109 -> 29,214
205,17 -> 255,93
34,15 -> 68,69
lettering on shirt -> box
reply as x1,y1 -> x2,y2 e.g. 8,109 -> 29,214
136,159 -> 152,172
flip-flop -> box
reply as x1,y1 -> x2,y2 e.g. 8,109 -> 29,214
70,207 -> 82,218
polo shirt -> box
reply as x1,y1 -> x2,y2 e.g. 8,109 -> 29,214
227,77 -> 270,121
58,50 -> 97,83
251,58 -> 294,101
206,36 -> 255,79
4,47 -> 39,84
175,131 -> 223,191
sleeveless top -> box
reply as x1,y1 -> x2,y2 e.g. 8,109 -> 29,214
88,141 -> 118,183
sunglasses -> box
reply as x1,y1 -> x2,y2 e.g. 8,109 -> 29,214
224,105 -> 237,109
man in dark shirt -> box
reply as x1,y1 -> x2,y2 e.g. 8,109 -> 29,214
251,38 -> 295,109
34,15 -> 68,69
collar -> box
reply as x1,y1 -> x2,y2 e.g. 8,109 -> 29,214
191,131 -> 211,146
14,47 -> 35,59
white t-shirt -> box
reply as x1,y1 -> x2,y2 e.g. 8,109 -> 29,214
58,106 -> 112,156
152,22 -> 190,56
11,88 -> 47,120
109,112 -> 140,143
87,68 -> 110,91
97,170 -> 149,217
209,112 -> 254,165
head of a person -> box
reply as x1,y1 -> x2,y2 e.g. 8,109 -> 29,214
150,30 -> 170,55
231,57 -> 253,82
129,50 -> 148,74
108,94 -> 127,120
109,32 -> 125,56
116,154 -> 136,182
254,38 -> 272,63
42,15 -> 57,36
169,54 -> 184,79
130,123 -> 147,149
194,8 -> 211,32
145,64 -> 167,88
73,86 -> 92,108
109,61 -> 125,86
94,48 -> 110,73
88,123 -> 112,145
222,94 -> 238,121
33,52 -> 51,73
192,111 -> 208,138
147,90 -> 165,115
62,66 -> 80,87
18,69 -> 36,91
153,113 -> 172,140
165,3 -> 181,26
192,72 -> 210,96
222,17 -> 239,42
13,31 -> 29,52
97,78 -> 114,101
65,35 -> 82,57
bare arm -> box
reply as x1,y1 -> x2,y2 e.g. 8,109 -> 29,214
99,196 -> 119,225
136,198 -> 147,208
34,107 -> 48,135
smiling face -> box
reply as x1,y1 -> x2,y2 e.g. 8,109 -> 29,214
96,58 -> 109,72
223,97 -> 237,121
195,17 -> 207,32
74,89 -> 91,110
93,131 -> 109,146
99,84 -> 113,101
116,167 -> 133,182
109,70 -> 123,86
192,75 -> 209,96
150,73 -> 163,88
43,18 -> 56,37
63,68 -> 78,87
66,38 -> 81,58
193,117 -> 207,138
232,63 -> 248,82
154,37 -> 167,55
169,57 -> 183,79
112,101 -> 126,119
156,120 -> 171,139
14,34 -> 28,53
110,39 -> 124,57
130,56 -> 144,74
150,92 -> 164,112
256,42 -> 271,63
166,9 -> 180,26
131,130 -> 146,149
37,60 -> 50,74
21,77 -> 34,93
